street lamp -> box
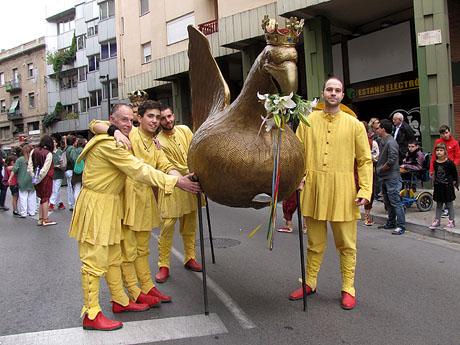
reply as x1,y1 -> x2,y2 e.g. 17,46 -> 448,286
99,74 -> 110,119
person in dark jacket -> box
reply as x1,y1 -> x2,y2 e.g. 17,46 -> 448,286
376,119 -> 406,235
392,112 -> 415,164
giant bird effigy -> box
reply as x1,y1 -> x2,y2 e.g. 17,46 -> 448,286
187,16 -> 309,209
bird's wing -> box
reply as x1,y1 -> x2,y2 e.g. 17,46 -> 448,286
187,25 -> 230,132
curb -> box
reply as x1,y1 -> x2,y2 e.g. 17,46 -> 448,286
361,212 -> 460,244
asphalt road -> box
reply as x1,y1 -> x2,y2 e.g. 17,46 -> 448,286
1,190 -> 459,345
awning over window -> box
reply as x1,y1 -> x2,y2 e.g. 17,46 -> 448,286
9,98 -> 19,114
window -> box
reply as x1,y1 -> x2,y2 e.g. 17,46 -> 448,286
111,80 -> 118,98
28,121 -> 39,131
78,66 -> 87,81
0,72 -> 4,85
87,22 -> 98,37
14,124 -> 24,135
100,0 -> 115,20
140,0 -> 149,15
80,98 -> 89,113
1,100 -> 5,112
77,35 -> 86,50
101,40 -> 117,59
64,104 -> 78,113
12,68 -> 19,82
29,93 -> 35,108
27,63 -> 34,78
58,18 -> 75,35
90,90 -> 102,107
167,12 -> 195,45
0,127 -> 9,140
142,43 -> 151,63
88,55 -> 100,72
60,74 -> 78,89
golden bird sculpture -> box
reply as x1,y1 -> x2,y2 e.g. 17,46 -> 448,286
187,17 -> 306,208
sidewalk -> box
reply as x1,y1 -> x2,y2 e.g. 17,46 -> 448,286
361,189 -> 460,244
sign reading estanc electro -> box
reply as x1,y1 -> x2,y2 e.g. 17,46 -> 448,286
346,74 -> 419,101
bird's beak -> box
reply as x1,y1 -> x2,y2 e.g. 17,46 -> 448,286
268,61 -> 298,95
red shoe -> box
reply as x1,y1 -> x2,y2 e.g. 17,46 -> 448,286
148,287 -> 172,303
341,291 -> 355,310
58,202 -> 66,210
83,312 -> 123,331
49,204 -> 54,211
136,292 -> 161,308
155,267 -> 169,283
289,285 -> 316,300
184,258 -> 202,272
112,300 -> 149,313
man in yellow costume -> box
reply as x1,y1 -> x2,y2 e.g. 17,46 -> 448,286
289,77 -> 373,310
90,100 -> 176,306
155,104 -> 202,283
69,104 -> 201,331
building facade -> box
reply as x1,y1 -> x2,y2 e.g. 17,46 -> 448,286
45,0 -> 119,137
116,0 -> 458,153
0,38 -> 48,149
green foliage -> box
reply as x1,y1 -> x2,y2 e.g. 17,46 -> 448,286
42,102 -> 64,128
46,34 -> 77,80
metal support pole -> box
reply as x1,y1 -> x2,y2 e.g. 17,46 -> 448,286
204,195 -> 216,264
197,192 -> 209,315
296,189 -> 307,311
106,74 -> 111,118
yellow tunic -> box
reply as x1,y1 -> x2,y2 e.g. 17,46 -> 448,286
157,125 -> 197,218
123,127 -> 174,231
296,110 -> 372,221
68,134 -> 178,246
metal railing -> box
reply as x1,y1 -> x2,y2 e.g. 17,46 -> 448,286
8,109 -> 22,120
198,19 -> 218,35
6,75 -> 21,92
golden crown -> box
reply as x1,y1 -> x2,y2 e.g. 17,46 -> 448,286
128,87 -> 148,107
261,15 -> 304,46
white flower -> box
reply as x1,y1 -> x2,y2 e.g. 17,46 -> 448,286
273,92 -> 296,109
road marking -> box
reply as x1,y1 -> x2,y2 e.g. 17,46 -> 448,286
0,313 -> 227,345
153,234 -> 257,330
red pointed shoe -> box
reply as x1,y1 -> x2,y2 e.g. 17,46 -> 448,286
148,287 -> 172,303
83,312 -> 123,331
155,267 -> 169,283
341,291 -> 355,310
184,258 -> 202,272
112,300 -> 149,313
289,285 -> 316,301
136,292 -> 161,308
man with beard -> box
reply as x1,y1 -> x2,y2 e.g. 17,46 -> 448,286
70,104 -> 201,331
155,104 -> 202,283
289,77 -> 373,310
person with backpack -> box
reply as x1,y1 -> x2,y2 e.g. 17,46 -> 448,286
9,145 -> 36,218
71,138 -> 86,202
50,137 -> 66,211
64,135 -> 78,211
28,135 -> 57,226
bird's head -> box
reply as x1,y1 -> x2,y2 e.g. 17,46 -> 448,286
262,45 -> 298,95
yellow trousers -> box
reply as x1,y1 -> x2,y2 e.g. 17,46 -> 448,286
79,242 -> 130,319
120,227 -> 155,301
158,210 -> 197,269
305,217 -> 357,297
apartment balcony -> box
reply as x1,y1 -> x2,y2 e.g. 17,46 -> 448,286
8,109 -> 23,121
198,19 -> 218,35
6,76 -> 21,93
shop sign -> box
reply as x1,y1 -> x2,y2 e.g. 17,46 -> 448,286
18,135 -> 27,142
346,77 -> 419,101
417,29 -> 442,46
